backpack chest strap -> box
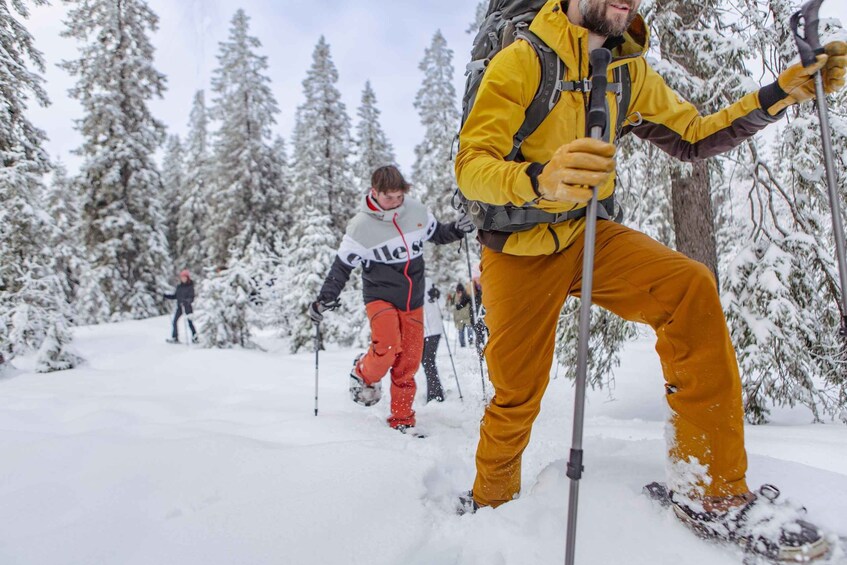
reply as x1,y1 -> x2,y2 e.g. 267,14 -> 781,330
559,79 -> 623,96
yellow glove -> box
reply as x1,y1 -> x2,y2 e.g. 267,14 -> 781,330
535,138 -> 616,203
766,40 -> 847,115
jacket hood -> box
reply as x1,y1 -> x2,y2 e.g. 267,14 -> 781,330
530,0 -> 649,75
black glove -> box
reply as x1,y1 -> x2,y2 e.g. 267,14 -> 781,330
308,298 -> 340,323
427,286 -> 440,302
454,213 -> 476,234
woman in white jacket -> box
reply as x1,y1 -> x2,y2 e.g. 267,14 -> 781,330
422,277 -> 445,402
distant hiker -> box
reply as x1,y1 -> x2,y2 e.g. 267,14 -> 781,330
451,283 -> 473,348
469,276 -> 487,347
164,270 -> 197,344
309,165 -> 474,432
454,0 -> 846,559
422,277 -> 445,403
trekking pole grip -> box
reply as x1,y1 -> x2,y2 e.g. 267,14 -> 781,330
587,48 -> 613,139
790,0 -> 825,68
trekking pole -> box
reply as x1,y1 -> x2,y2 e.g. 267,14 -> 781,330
790,0 -> 847,337
463,235 -> 488,399
313,321 -> 320,416
437,307 -> 464,402
564,47 -> 612,565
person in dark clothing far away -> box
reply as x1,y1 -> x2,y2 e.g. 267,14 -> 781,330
422,277 -> 445,403
451,283 -> 473,348
164,269 -> 197,344
309,165 -> 474,433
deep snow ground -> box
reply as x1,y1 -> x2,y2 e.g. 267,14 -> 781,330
0,316 -> 845,565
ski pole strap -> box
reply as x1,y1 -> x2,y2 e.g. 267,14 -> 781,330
790,0 -> 825,67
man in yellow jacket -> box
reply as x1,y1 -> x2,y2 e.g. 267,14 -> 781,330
456,0 -> 845,559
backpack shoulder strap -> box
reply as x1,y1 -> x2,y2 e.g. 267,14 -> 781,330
506,28 -> 565,162
614,63 -> 632,140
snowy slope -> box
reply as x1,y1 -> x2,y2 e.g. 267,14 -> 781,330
1,317 -> 845,565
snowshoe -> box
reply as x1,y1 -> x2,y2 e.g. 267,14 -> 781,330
456,490 -> 480,516
394,424 -> 426,438
644,482 -> 832,563
191,335 -> 199,344
165,337 -> 179,344
349,354 -> 381,407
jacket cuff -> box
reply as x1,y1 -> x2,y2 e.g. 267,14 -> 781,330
759,81 -> 788,116
525,162 -> 545,199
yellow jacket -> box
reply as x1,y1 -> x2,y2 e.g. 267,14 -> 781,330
456,0 -> 784,256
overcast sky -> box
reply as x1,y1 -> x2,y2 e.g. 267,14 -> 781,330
22,0 -> 847,177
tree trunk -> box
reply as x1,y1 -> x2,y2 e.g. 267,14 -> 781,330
653,0 -> 721,284
671,161 -> 720,285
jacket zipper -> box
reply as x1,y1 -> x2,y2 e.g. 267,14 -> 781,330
392,213 -> 414,312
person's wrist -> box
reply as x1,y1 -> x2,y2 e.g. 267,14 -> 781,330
526,162 -> 545,202
759,80 -> 790,116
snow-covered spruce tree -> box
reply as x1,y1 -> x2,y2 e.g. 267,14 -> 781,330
254,231 -> 289,328
643,0 -> 753,281
271,135 -> 292,202
615,135 -> 675,247
43,160 -> 83,307
7,266 -> 81,373
353,81 -> 396,192
207,9 -> 283,268
178,90 -> 213,275
161,134 -> 185,259
555,298 -> 638,390
722,1 -> 847,422
36,310 -> 82,373
267,134 -> 291,239
289,36 -> 356,236
196,237 -> 270,349
285,205 -> 338,353
60,0 -> 170,323
466,1 -> 487,35
286,38 -> 363,348
412,30 -> 465,289
1,0 -> 79,372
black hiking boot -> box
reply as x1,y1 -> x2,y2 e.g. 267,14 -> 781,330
394,424 -> 426,438
456,491 -> 480,516
669,484 -> 830,562
349,354 -> 381,407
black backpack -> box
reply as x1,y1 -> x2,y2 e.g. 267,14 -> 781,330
458,0 -> 631,232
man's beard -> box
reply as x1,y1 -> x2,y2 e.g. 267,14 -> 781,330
579,0 -> 637,37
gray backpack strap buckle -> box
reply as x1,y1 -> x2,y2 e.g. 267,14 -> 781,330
558,79 -> 622,95
559,79 -> 591,92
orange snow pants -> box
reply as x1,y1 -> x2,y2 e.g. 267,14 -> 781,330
473,221 -> 749,507
356,300 -> 424,428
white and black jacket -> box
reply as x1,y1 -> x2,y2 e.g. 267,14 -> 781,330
318,194 -> 464,311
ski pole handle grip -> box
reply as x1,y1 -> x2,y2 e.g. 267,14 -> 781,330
790,0 -> 825,67
587,48 -> 612,139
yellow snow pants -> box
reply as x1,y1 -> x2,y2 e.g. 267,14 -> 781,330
473,221 -> 749,507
